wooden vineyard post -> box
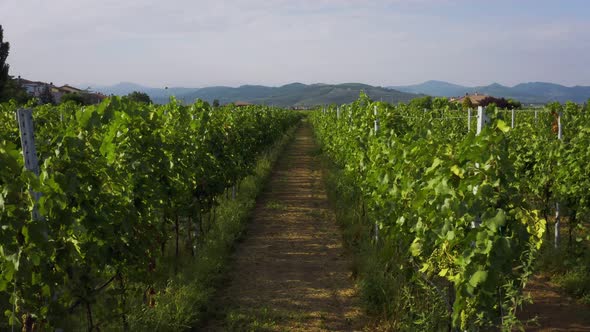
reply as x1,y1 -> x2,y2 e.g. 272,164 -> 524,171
555,111 -> 563,248
16,108 -> 42,221
336,106 -> 341,120
511,109 -> 516,128
468,108 -> 472,132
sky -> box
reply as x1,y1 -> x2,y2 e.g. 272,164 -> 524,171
1,0 -> 589,88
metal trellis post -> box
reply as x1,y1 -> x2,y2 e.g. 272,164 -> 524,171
16,108 -> 42,221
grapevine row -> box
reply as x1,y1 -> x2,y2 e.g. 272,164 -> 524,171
0,98 -> 300,329
311,94 -> 589,330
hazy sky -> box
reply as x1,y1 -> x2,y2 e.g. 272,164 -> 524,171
1,0 -> 589,87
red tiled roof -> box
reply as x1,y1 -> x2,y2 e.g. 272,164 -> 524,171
234,101 -> 253,106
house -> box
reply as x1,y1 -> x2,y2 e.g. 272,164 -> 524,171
450,93 -> 489,106
17,77 -> 105,104
234,101 -> 253,107
18,77 -> 71,102
49,86 -> 66,102
50,85 -> 89,103
59,85 -> 86,94
51,87 -> 107,104
84,92 -> 108,104
18,78 -> 48,98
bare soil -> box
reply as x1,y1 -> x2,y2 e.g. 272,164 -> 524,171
204,121 -> 365,331
519,275 -> 590,331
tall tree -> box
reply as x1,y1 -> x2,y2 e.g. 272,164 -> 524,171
0,25 -> 30,103
126,91 -> 152,104
0,77 -> 31,103
0,25 -> 10,97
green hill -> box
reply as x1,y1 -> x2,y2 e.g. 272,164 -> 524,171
390,80 -> 590,104
94,82 -> 420,107
170,83 -> 420,106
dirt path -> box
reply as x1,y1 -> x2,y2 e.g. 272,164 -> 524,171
205,121 -> 365,331
202,120 -> 590,332
519,275 -> 590,331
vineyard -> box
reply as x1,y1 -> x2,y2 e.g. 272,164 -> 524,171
1,93 -> 589,331
310,94 -> 590,330
0,98 -> 300,330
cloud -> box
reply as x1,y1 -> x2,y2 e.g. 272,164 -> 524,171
0,0 -> 588,86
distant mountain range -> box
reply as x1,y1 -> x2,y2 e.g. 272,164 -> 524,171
91,82 -> 420,107
90,80 -> 590,106
89,82 -> 197,103
389,80 -> 590,104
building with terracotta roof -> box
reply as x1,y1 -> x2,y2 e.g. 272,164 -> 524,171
19,78 -> 48,97
17,77 -> 105,104
59,85 -> 86,94
234,101 -> 253,107
450,93 -> 489,106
